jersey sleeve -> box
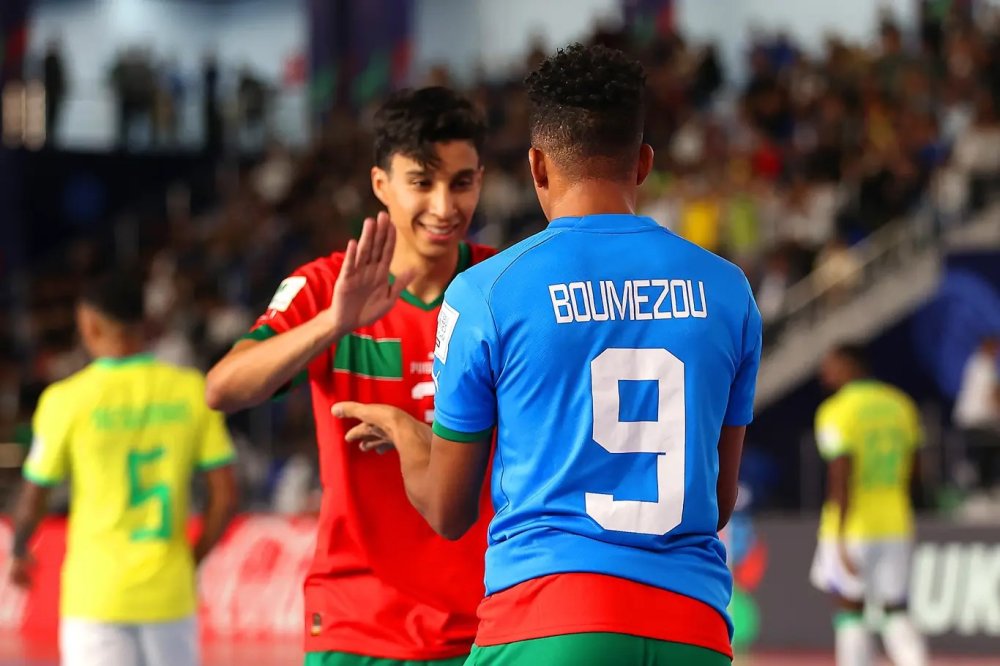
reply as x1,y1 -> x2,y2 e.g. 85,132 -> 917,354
902,395 -> 924,450
430,275 -> 500,442
245,258 -> 338,341
22,385 -> 73,486
192,372 -> 236,470
241,258 -> 340,392
723,288 -> 763,426
815,400 -> 852,460
197,407 -> 237,471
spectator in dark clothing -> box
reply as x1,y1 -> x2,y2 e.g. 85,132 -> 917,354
43,39 -> 67,144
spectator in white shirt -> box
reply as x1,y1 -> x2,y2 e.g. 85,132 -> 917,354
954,336 -> 1000,492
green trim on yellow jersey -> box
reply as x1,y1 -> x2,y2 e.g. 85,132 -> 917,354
93,353 -> 156,369
22,467 -> 62,487
197,453 -> 236,471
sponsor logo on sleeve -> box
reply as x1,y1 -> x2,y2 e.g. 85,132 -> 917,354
434,301 -> 459,363
267,277 -> 307,312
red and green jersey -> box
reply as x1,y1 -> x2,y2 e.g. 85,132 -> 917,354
247,241 -> 497,660
474,573 -> 733,659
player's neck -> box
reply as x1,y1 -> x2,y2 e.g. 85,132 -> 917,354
390,243 -> 460,305
91,337 -> 146,360
546,181 -> 637,221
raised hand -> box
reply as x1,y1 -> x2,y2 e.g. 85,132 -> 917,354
327,212 -> 413,333
332,401 -> 433,458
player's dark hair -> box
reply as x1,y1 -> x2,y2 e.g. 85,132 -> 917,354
525,43 -> 646,180
831,343 -> 871,375
373,86 -> 486,171
79,271 -> 144,326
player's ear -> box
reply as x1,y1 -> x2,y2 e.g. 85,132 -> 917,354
528,147 -> 548,190
371,165 -> 391,207
75,304 -> 99,349
636,143 -> 654,186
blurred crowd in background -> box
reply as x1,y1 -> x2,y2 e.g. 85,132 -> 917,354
3,3 -> 1000,514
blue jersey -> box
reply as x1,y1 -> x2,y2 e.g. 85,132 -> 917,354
431,214 -> 762,631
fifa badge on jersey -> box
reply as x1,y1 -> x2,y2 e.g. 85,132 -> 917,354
310,613 -> 322,636
817,426 -> 845,458
268,277 -> 307,312
434,301 -> 460,363
25,436 -> 44,467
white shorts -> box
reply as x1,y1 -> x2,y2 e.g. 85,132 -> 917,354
60,615 -> 199,666
809,538 -> 913,605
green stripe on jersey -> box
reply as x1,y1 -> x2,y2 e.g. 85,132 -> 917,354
333,335 -> 403,379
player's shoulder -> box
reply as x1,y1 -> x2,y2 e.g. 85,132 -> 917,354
466,241 -> 499,266
455,229 -> 563,295
659,227 -> 754,291
36,368 -> 89,409
267,250 -> 345,307
817,389 -> 850,423
288,250 -> 346,283
874,381 -> 918,412
34,362 -> 106,418
150,358 -> 207,387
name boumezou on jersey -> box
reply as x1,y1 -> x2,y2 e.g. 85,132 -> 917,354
548,279 -> 708,323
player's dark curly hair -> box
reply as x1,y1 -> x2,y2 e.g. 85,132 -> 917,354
525,43 -> 646,179
373,86 -> 486,171
830,343 -> 871,374
80,271 -> 144,326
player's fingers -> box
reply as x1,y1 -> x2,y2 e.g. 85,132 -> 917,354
389,269 -> 416,300
10,569 -> 30,589
359,440 -> 395,454
377,218 -> 397,276
331,401 -> 368,420
344,422 -> 388,443
355,217 -> 375,266
340,239 -> 358,278
371,211 -> 391,266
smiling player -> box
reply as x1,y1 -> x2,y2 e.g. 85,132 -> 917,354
205,87 -> 496,666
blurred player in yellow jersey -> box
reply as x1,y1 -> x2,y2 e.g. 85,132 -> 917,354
9,272 -> 237,666
810,344 -> 928,666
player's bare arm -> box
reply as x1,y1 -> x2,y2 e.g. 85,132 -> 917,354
827,455 -> 858,576
193,464 -> 238,565
333,401 -> 490,540
205,213 -> 412,413
716,425 -> 746,531
9,480 -> 50,589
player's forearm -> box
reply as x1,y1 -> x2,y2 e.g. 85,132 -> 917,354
194,471 -> 237,565
206,313 -> 347,412
11,482 -> 49,558
387,418 -> 445,531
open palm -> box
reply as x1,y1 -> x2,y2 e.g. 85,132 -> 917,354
329,212 -> 413,331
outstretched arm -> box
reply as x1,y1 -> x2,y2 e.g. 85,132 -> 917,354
716,425 -> 746,531
333,402 -> 490,540
206,213 -> 412,413
9,481 -> 50,589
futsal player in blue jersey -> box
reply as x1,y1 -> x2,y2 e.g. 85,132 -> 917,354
334,43 -> 762,665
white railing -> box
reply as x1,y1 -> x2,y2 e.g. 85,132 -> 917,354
766,201 -> 948,347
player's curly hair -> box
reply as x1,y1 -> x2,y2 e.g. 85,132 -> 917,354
373,86 -> 486,171
80,271 -> 144,325
525,43 -> 646,179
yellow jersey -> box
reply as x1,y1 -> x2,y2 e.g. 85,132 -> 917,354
815,380 -> 922,541
22,354 -> 235,622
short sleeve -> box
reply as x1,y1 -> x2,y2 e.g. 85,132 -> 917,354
197,405 -> 236,471
724,289 -> 763,426
431,275 -> 500,442
815,401 -> 852,460
244,259 -> 338,341
902,396 -> 924,450
23,386 -> 73,486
